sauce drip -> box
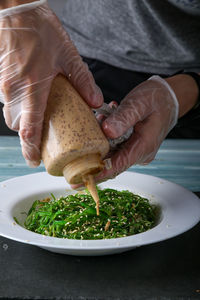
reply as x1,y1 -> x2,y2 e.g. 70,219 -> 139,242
82,174 -> 100,215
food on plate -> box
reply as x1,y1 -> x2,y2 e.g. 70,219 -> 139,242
41,74 -> 110,214
24,188 -> 158,240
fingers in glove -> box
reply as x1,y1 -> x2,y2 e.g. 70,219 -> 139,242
96,101 -> 118,123
18,76 -> 53,167
95,113 -> 162,183
60,37 -> 103,108
102,82 -> 156,139
1,71 -> 24,131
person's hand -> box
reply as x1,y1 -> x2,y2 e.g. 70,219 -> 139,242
0,0 -> 103,167
95,75 -> 179,182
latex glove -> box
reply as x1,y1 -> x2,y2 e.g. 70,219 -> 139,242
0,0 -> 103,167
95,75 -> 179,182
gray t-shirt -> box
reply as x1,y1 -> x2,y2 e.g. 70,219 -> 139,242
62,0 -> 200,74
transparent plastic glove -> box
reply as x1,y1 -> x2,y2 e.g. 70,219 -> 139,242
0,0 -> 103,167
95,75 -> 179,182
95,101 -> 133,149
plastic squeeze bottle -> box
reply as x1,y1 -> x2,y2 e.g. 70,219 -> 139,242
41,74 -> 110,215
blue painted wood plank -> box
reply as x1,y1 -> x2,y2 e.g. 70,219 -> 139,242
0,136 -> 200,191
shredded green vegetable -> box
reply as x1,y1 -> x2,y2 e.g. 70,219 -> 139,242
24,188 -> 158,240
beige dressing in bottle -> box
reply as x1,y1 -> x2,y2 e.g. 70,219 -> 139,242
41,74 -> 109,214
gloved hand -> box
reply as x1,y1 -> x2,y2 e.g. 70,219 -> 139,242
95,75 -> 179,182
0,0 -> 103,167
95,101 -> 133,149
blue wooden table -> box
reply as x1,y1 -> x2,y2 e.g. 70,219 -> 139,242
0,136 -> 200,191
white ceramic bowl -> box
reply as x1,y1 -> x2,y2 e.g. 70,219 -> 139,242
0,171 -> 200,256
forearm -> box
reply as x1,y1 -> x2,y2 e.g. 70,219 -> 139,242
165,74 -> 199,118
0,0 -> 37,9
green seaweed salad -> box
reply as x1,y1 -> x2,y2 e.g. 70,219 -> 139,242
24,188 -> 158,240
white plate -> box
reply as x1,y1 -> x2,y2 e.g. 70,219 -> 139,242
0,171 -> 200,256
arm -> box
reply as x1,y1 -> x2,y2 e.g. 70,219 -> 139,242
165,74 -> 199,118
0,0 -> 36,9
